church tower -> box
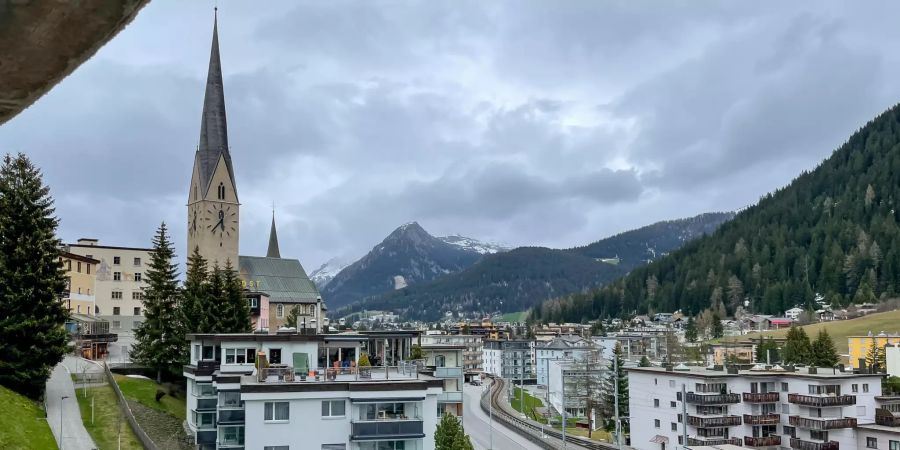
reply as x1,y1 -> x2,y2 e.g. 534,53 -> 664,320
187,12 -> 239,268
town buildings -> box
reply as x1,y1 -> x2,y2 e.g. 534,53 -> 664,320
60,250 -> 99,316
420,333 -> 483,380
850,333 -> 900,369
628,365 -> 882,450
535,335 -> 598,386
547,358 -> 604,421
482,339 -> 535,383
420,344 -> 465,417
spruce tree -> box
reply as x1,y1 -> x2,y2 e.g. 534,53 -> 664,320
810,329 -> 839,367
0,154 -> 69,399
178,247 -> 213,366
756,338 -> 781,363
602,343 -> 629,434
131,223 -> 182,382
219,259 -> 251,333
866,338 -> 886,372
710,313 -> 724,339
434,412 -> 474,450
782,326 -> 812,365
639,355 -> 651,367
685,317 -> 698,343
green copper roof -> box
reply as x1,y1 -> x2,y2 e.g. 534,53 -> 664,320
239,255 -> 320,303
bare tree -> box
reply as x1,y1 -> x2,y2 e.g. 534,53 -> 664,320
566,351 -> 605,438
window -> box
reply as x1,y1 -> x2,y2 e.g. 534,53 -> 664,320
671,422 -> 677,431
113,256 -> 121,265
134,273 -> 142,282
133,320 -> 142,328
781,382 -> 789,392
220,391 -> 242,408
248,298 -> 258,308
269,348 -> 281,364
810,430 -> 829,441
864,383 -> 870,393
218,182 -> 226,200
264,401 -> 290,422
677,414 -> 682,423
890,440 -> 900,450
133,257 -> 141,266
853,384 -> 859,393
654,399 -> 660,408
113,307 -> 120,316
77,261 -> 82,273
277,304 -> 284,318
221,426 -> 244,445
224,348 -> 255,365
66,260 -> 72,271
654,419 -> 660,428
869,437 -> 879,449
86,264 -> 91,275
133,307 -> 141,316
654,378 -> 658,385
132,291 -> 143,300
670,401 -> 676,408
782,403 -> 790,414
111,291 -> 123,300
112,320 -> 121,329
113,272 -> 121,281
322,400 -> 345,417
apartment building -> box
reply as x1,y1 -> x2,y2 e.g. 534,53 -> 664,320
420,344 -> 465,417
60,251 -> 99,316
535,335 -> 598,386
849,333 -> 900,369
593,329 -> 669,363
184,332 -> 444,450
547,358 -> 604,420
482,339 -> 535,383
420,333 -> 483,379
67,239 -> 152,335
628,365 -> 882,450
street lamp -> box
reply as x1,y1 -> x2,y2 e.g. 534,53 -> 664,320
60,395 -> 69,450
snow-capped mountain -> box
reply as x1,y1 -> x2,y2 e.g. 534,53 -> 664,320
309,257 -> 354,290
437,235 -> 509,254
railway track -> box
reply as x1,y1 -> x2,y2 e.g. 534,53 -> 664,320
480,376 -> 620,450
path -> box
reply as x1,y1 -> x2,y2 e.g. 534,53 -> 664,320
463,382 -> 544,450
45,356 -> 102,450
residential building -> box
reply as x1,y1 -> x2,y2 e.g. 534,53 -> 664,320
482,339 -> 535,383
184,331 -> 444,450
628,365 -> 881,450
420,333 -> 483,380
239,255 -> 324,332
420,344 -> 465,417
535,335 -> 598,386
593,329 -> 670,363
855,394 -> 900,450
60,251 -> 99,316
359,331 -> 420,367
67,238 -> 152,336
547,358 -> 604,421
706,343 -> 756,366
850,333 -> 900,369
786,308 -> 805,321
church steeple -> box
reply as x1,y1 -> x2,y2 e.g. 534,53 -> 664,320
197,9 -> 237,199
267,211 -> 281,258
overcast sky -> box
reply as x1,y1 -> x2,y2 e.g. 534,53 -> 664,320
3,1 -> 900,271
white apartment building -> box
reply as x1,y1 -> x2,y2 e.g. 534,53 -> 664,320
420,344 -> 465,417
628,365 -> 882,450
482,339 -> 535,383
547,358 -> 604,420
184,332 -> 444,450
420,333 -> 483,379
67,239 -> 152,336
535,335 -> 598,386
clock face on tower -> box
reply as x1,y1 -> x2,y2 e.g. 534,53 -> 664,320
206,203 -> 237,240
188,205 -> 200,237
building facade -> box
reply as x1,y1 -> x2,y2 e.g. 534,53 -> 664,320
850,333 -> 900,369
628,365 -> 881,450
420,345 -> 465,417
482,339 -> 535,383
420,333 -> 483,380
535,335 -> 598,386
67,239 -> 152,336
60,251 -> 99,316
547,358 -> 604,421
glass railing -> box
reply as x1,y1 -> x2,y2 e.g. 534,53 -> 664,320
437,392 -> 463,403
351,420 -> 424,440
196,398 -> 217,411
218,409 -> 245,424
435,367 -> 463,378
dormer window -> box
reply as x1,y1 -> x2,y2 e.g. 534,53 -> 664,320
217,182 -> 225,200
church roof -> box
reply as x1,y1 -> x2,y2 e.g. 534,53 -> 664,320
266,214 -> 280,258
196,11 -> 237,199
239,255 -> 320,304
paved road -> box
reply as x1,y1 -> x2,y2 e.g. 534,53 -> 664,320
46,356 -> 102,450
463,382 -> 544,450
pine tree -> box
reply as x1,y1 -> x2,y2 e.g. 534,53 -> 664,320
131,222 -> 181,383
810,329 -> 839,367
756,338 -> 780,363
710,313 -> 724,339
639,355 -> 651,367
434,412 -> 474,450
218,260 -> 251,333
180,247 -> 213,334
685,317 -> 698,343
866,338 -> 886,372
0,154 -> 69,399
602,343 -> 628,435
782,326 -> 812,365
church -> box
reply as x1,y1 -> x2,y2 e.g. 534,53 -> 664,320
186,13 -> 326,332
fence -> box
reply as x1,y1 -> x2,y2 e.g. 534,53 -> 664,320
104,363 -> 159,450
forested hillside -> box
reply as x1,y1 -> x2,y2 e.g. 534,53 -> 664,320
534,105 -> 900,323
337,212 -> 733,321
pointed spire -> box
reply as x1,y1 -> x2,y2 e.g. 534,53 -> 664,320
197,9 -> 236,197
267,210 -> 281,258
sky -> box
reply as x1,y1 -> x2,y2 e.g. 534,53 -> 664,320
3,1 -> 900,272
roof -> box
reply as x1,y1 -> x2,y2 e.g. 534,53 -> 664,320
540,335 -> 595,350
67,243 -> 153,252
627,365 -> 884,380
266,214 -> 281,258
238,256 -> 320,303
60,251 -> 100,264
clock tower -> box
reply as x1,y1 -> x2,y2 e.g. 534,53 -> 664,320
187,12 -> 239,268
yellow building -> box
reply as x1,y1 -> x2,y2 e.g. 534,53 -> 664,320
848,333 -> 900,368
60,251 -> 98,316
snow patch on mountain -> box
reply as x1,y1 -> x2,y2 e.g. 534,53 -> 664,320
438,235 -> 509,254
310,256 -> 354,290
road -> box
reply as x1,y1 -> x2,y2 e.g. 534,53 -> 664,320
46,356 -> 102,450
463,381 -> 544,450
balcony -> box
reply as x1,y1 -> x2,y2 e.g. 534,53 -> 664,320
685,393 -> 741,405
196,398 -> 217,411
745,436 -> 782,447
437,391 -> 463,403
876,408 -> 900,427
790,438 -> 839,450
350,419 -> 425,440
743,392 -> 780,403
743,414 -> 780,425
687,437 -> 742,446
218,409 -> 245,424
434,367 -> 463,378
687,415 -> 742,427
787,394 -> 855,407
788,416 -> 857,430
196,430 -> 217,445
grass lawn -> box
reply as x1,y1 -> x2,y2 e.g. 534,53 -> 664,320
0,385 -> 57,450
75,385 -> 142,450
742,309 -> 900,355
510,387 -> 544,419
114,374 -> 186,420
499,311 -> 529,323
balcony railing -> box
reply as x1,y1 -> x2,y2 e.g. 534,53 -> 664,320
743,413 -> 780,425
687,415 -> 743,427
196,430 -> 217,445
743,392 -> 780,403
789,416 -> 857,430
685,393 -> 741,405
350,419 -> 425,440
218,409 -> 245,424
435,367 -> 463,378
196,398 -> 217,411
876,408 -> 900,427
437,391 -> 463,403
745,436 -> 782,447
790,438 -> 839,450
787,394 -> 855,407
687,437 -> 742,446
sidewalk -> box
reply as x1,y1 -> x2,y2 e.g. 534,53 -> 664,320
45,356 -> 100,450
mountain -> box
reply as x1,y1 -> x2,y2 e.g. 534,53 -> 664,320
533,104 -> 900,324
321,222 -> 491,309
337,212 -> 734,321
309,257 -> 354,290
438,235 -> 509,254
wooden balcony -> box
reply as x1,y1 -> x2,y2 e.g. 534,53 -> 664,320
687,437 -> 742,446
687,415 -> 742,427
743,392 -> 780,403
790,438 -> 839,450
745,436 -> 782,447
788,415 -> 857,430
685,392 -> 741,405
876,408 -> 900,427
743,413 -> 780,425
787,393 -> 855,407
